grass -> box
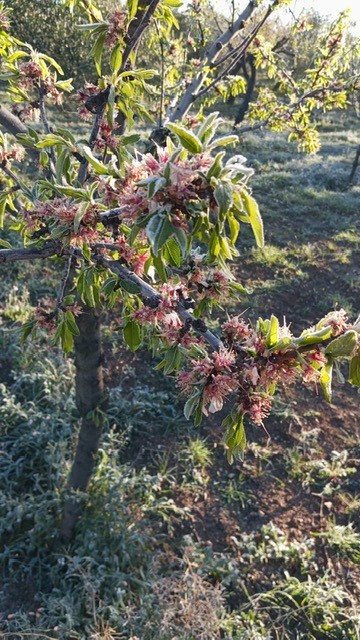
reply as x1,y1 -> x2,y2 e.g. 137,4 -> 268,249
0,109 -> 360,639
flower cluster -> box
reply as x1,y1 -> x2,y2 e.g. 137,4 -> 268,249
187,266 -> 232,302
0,142 -> 24,166
24,199 -> 100,246
18,61 -> 62,104
105,8 -> 128,47
95,121 -> 121,152
115,149 -> 214,230
111,235 -> 148,275
177,310 -> 356,426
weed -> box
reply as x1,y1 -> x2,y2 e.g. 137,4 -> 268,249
244,572 -> 359,639
219,473 -> 253,508
284,449 -> 357,494
316,522 -> 360,564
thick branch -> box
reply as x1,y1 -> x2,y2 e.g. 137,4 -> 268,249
122,0 -> 162,70
97,256 -> 223,351
168,1 -> 258,122
0,104 -> 39,162
0,241 -> 60,263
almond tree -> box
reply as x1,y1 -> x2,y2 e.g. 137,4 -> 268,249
0,0 -> 359,541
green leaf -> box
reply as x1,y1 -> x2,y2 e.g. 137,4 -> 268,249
206,151 -> 225,180
64,310 -> 80,336
77,144 -> 109,175
119,279 -> 141,294
0,238 -> 12,248
214,182 -> 233,218
165,235 -> 181,267
146,213 -> 174,255
102,277 -> 118,296
348,354 -> 360,387
266,315 -> 279,349
184,392 -> 201,420
241,190 -> 264,248
74,202 -> 88,233
223,414 -> 247,464
107,84 -> 116,129
325,331 -> 357,358
36,134 -> 70,148
127,0 -> 139,19
172,225 -> 188,257
123,320 -> 141,351
90,31 -> 106,76
152,253 -> 168,282
110,44 -> 123,73
197,112 -> 220,144
208,135 -> 238,149
295,325 -> 333,347
320,359 -> 333,402
53,184 -> 88,200
166,123 -> 202,154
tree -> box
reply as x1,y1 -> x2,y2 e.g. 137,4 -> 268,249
0,0 -> 359,542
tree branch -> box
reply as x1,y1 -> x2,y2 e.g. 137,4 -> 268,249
168,0 -> 259,122
123,0 -> 162,68
97,256 -> 223,351
0,103 -> 39,162
0,241 -> 60,263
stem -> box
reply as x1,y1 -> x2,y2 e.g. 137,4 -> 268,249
38,87 -> 57,175
61,94 -> 109,539
54,252 -> 74,316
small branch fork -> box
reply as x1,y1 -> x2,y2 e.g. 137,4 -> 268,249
168,0 -> 261,122
97,256 -> 223,352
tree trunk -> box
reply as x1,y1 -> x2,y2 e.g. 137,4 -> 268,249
349,144 -> 360,185
60,306 -> 105,541
234,53 -> 257,126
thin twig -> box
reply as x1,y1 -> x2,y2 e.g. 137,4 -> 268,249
0,161 -> 22,190
54,251 -> 75,316
38,86 -> 57,175
196,7 -> 272,100
236,85 -> 350,134
154,20 -> 165,128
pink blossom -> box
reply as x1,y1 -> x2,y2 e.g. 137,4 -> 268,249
203,373 -> 238,415
222,316 -> 250,342
213,348 -> 236,372
321,308 -> 349,336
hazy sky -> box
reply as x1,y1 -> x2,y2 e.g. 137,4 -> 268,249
289,0 -> 360,31
213,1 -> 360,33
